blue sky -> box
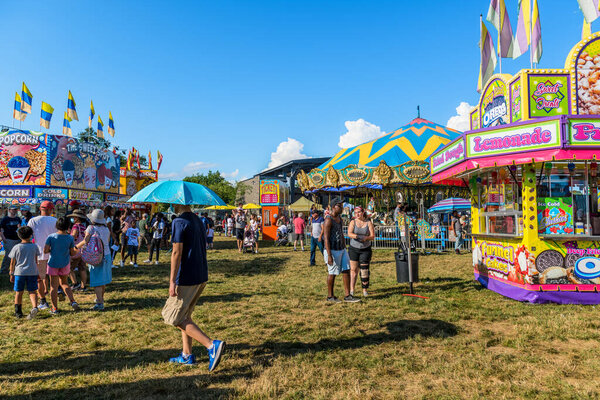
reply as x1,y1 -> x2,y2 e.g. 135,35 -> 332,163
0,1 -> 592,181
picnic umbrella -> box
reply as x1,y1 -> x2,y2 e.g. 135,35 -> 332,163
205,205 -> 236,210
127,180 -> 226,206
242,203 -> 261,209
427,197 -> 470,213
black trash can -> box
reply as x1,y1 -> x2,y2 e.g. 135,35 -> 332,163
395,251 -> 419,283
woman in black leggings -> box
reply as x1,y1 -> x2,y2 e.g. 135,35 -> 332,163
147,214 -> 164,264
347,206 -> 375,297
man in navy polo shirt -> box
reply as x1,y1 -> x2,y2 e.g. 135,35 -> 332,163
162,204 -> 225,371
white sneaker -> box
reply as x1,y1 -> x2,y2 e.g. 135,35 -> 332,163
112,264 -> 119,269
144,259 -> 151,263
134,263 -> 138,268
155,261 -> 159,265
120,261 -> 124,267
129,261 -> 134,265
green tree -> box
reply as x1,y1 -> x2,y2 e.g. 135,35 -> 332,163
183,170 -> 236,205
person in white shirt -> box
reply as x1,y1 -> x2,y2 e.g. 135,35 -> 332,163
145,213 -> 164,264
27,201 -> 57,310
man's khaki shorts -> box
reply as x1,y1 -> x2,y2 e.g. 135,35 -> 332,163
37,260 -> 48,280
162,283 -> 207,327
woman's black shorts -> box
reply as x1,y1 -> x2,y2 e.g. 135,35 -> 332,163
348,245 -> 372,263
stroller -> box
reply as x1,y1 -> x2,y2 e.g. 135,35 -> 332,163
275,227 -> 289,247
243,228 -> 257,253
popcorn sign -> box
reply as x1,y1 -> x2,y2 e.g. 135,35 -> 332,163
430,140 -> 465,174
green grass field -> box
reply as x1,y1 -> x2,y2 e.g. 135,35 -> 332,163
1,237 -> 600,399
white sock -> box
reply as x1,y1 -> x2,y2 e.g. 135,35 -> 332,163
207,342 -> 214,350
182,352 -> 191,357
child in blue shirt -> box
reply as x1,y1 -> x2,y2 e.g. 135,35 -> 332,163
9,226 -> 40,319
44,217 -> 80,315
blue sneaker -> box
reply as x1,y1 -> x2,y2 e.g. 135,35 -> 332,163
169,353 -> 196,365
208,340 -> 225,372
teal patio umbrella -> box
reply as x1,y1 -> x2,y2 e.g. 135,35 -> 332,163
127,181 -> 226,206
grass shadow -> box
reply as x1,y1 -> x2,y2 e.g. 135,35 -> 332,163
105,292 -> 254,311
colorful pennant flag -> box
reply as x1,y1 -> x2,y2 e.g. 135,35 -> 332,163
21,82 -> 33,114
89,100 -> 95,129
126,151 -> 133,170
97,115 -> 104,139
108,111 -> 115,137
136,152 -> 141,170
148,151 -> 153,170
40,101 -> 54,129
157,150 -> 163,170
13,92 -> 26,121
486,0 -> 515,58
512,0 -> 531,59
67,90 -> 79,121
477,19 -> 498,93
531,0 -> 542,64
63,112 -> 72,136
578,0 -> 600,23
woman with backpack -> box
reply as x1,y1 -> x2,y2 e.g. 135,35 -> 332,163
76,209 -> 112,311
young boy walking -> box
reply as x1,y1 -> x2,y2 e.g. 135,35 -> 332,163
9,226 -> 40,319
44,217 -> 80,315
124,219 -> 140,267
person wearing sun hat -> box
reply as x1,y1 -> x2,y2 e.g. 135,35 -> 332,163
75,209 -> 113,311
27,200 -> 57,311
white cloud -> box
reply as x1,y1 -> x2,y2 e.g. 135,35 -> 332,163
446,102 -> 473,132
338,119 -> 385,149
268,138 -> 310,169
158,171 -> 180,180
182,161 -> 218,173
222,169 -> 239,179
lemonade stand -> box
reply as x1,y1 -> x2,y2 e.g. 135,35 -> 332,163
430,33 -> 600,304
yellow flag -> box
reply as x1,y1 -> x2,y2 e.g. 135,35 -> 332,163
583,17 -> 592,39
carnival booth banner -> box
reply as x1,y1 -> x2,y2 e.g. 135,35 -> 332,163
48,136 -> 119,193
33,187 -> 68,201
137,169 -> 158,192
0,130 -> 48,186
120,168 -> 158,196
260,179 -> 280,205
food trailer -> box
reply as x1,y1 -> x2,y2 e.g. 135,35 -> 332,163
259,179 -> 289,240
430,33 -> 600,304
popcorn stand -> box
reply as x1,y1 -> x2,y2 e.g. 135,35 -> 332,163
430,33 -> 600,304
0,129 -> 121,213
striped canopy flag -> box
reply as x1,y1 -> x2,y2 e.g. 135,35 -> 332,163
13,92 -> 26,121
63,112 -> 72,136
427,198 -> 471,214
21,82 -> 33,114
89,100 -> 95,129
97,115 -> 104,139
578,0 -> 600,23
512,0 -> 531,59
486,0 -> 515,58
157,150 -> 163,170
148,150 -> 153,170
531,0 -> 542,64
477,20 -> 498,93
108,111 -> 115,137
40,101 -> 54,129
67,90 -> 78,121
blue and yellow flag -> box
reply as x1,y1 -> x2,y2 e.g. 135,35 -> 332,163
97,115 -> 104,139
21,82 -> 33,114
63,112 -> 72,136
89,100 -> 95,129
108,111 -> 115,137
67,90 -> 78,121
40,101 -> 54,129
13,92 -> 25,121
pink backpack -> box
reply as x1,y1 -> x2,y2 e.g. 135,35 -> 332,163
81,230 -> 104,266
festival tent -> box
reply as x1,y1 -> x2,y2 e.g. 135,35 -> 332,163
288,196 -> 323,212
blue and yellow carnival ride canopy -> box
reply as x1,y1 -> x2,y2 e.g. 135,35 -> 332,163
297,118 -> 463,193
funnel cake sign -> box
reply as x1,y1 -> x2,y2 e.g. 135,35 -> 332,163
466,120 -> 561,157
569,119 -> 600,146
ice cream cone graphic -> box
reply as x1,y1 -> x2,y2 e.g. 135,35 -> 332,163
7,156 -> 30,183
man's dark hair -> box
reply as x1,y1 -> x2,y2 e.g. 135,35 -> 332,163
17,226 -> 33,240
56,217 -> 70,231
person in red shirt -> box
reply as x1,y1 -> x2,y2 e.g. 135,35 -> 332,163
293,212 -> 306,251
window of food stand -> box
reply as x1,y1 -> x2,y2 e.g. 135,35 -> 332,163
474,166 -> 523,236
536,161 -> 598,237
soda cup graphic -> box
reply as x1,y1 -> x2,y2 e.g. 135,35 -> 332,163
62,159 -> 75,186
7,156 -> 30,183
